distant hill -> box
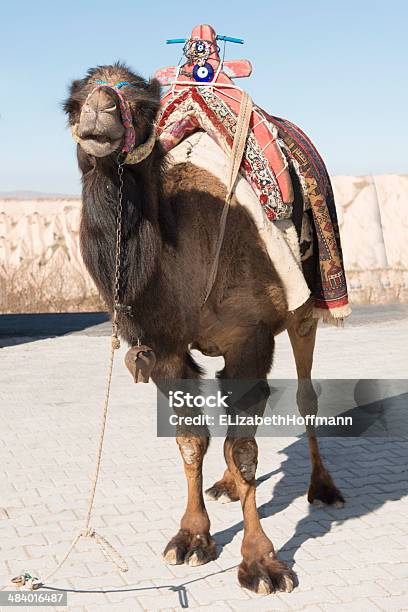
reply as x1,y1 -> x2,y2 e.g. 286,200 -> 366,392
0,190 -> 80,200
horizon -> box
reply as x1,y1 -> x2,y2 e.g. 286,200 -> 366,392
1,0 -> 407,193
1,170 -> 408,200
2,171 -> 407,201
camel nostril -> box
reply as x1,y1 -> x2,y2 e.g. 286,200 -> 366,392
86,88 -> 118,114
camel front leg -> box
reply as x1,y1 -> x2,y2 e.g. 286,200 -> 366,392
219,323 -> 294,593
153,352 -> 216,566
163,435 -> 216,566
225,437 -> 295,594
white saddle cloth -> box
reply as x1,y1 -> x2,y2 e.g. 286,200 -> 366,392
167,132 -> 311,311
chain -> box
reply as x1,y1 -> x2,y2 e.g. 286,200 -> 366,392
111,158 -> 125,348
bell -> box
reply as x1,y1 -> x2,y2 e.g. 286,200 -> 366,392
124,345 -> 156,383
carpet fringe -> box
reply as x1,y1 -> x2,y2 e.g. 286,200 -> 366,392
313,304 -> 352,326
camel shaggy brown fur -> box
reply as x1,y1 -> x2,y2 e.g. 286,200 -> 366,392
64,63 -> 344,595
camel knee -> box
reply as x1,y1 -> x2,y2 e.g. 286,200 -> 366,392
226,438 -> 258,483
177,436 -> 208,467
296,379 -> 318,418
297,314 -> 316,337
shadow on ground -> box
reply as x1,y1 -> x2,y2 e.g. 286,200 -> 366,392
212,435 -> 408,569
37,436 -> 408,608
1,303 -> 407,348
0,312 -> 109,347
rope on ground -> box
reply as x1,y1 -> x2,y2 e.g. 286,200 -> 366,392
9,332 -> 128,591
7,158 -> 129,591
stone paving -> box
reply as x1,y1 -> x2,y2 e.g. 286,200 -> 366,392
1,309 -> 408,611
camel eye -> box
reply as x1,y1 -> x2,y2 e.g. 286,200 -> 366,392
105,104 -> 117,113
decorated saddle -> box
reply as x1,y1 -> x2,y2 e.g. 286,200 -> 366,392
154,24 -> 350,321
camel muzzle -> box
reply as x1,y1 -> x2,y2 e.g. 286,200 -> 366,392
75,88 -> 125,157
71,80 -> 157,164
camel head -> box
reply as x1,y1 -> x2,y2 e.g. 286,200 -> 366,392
64,63 -> 161,159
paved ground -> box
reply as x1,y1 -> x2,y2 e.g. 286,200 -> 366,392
1,306 -> 408,611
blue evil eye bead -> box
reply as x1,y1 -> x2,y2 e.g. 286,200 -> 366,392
193,62 -> 214,82
195,41 -> 206,54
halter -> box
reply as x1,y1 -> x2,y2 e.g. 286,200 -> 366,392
71,79 -> 156,165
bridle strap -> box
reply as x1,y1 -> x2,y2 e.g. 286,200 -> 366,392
123,128 -> 157,165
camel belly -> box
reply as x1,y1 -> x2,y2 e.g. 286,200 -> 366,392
167,132 -> 311,313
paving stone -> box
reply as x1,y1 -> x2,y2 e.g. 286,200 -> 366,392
1,327 -> 407,610
320,598 -> 383,611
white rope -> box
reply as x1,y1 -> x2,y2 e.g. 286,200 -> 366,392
211,39 -> 227,88
168,81 -> 245,90
262,137 -> 277,153
275,161 -> 289,179
8,335 -> 128,591
7,162 -> 132,591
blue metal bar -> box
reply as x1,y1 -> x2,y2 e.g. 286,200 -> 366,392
166,35 -> 244,45
216,35 -> 244,44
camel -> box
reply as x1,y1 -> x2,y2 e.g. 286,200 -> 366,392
64,63 -> 345,596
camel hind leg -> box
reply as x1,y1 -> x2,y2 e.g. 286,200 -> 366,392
287,300 -> 345,507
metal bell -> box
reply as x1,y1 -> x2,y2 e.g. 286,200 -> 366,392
124,345 -> 156,383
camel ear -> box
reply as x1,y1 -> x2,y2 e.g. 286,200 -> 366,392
147,78 -> 161,102
69,79 -> 83,95
63,79 -> 83,117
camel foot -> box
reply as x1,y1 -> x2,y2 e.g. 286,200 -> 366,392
238,554 -> 296,595
205,479 -> 239,504
308,469 -> 345,507
163,529 -> 217,566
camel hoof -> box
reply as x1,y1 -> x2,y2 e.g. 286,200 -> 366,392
238,556 -> 296,595
257,578 -> 273,595
312,497 -> 344,509
163,545 -> 184,565
185,547 -> 212,567
308,472 -> 345,507
312,499 -> 325,508
163,530 -> 216,567
205,482 -> 239,504
309,485 -> 345,508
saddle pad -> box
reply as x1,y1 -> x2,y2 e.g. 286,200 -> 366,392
167,132 -> 311,312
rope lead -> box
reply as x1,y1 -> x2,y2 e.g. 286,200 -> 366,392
6,161 -> 128,592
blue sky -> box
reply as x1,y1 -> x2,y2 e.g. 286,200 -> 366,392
1,0 -> 407,193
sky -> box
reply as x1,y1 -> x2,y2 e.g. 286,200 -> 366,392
0,0 -> 407,194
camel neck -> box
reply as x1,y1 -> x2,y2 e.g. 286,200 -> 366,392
79,161 -> 163,312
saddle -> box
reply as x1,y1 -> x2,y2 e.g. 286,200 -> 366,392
154,24 -> 350,321
155,24 -> 294,221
